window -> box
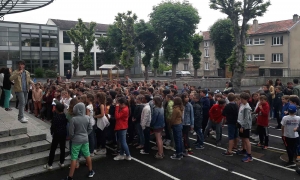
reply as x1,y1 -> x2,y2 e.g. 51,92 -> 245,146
246,38 -> 252,45
63,31 -> 71,43
64,52 -> 72,60
0,27 -> 20,46
204,41 -> 209,47
42,51 -> 59,70
253,38 -> 265,45
204,48 -> 209,57
253,54 -> 265,61
270,69 -> 283,76
272,53 -> 283,62
184,64 -> 188,70
205,62 -> 209,70
272,36 -> 283,45
246,54 -> 252,61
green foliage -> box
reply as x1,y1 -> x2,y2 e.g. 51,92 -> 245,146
115,11 -> 138,73
150,0 -> 200,78
107,23 -> 123,59
157,63 -> 172,74
191,34 -> 203,71
34,67 -> 44,78
66,27 -> 80,76
152,49 -> 159,69
96,36 -> 116,64
209,18 -> 235,69
44,70 -> 57,78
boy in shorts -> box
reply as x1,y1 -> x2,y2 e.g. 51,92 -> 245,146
237,93 -> 253,162
63,102 -> 95,180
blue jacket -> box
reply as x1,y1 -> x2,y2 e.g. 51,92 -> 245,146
281,102 -> 290,119
183,102 -> 194,126
151,106 -> 165,129
200,96 -> 210,120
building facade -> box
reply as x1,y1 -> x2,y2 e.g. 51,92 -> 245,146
0,21 -> 59,73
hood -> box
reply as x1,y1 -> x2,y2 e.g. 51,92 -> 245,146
244,103 -> 252,110
73,102 -> 86,116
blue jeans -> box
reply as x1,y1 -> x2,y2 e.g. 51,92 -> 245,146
15,91 -> 28,121
227,124 -> 238,140
204,120 -> 222,143
172,124 -> 183,157
88,127 -> 95,153
135,123 -> 144,146
117,130 -> 130,156
194,128 -> 204,146
143,127 -> 150,153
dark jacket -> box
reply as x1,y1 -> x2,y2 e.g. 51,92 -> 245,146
3,73 -> 13,90
273,92 -> 283,110
133,104 -> 144,123
51,112 -> 68,137
66,73 -> 71,79
222,102 -> 239,124
209,99 -> 215,110
193,100 -> 203,129
200,96 -> 210,120
283,87 -> 293,95
264,90 -> 272,106
151,106 -> 165,129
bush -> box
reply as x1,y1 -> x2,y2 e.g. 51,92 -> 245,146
45,70 -> 57,78
34,67 -> 44,78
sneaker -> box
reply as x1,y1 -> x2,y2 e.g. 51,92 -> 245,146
256,143 -> 263,147
164,145 -> 173,150
125,155 -> 132,161
187,149 -> 193,155
90,152 -> 95,157
65,155 -> 71,160
195,145 -> 204,150
242,156 -> 253,162
165,140 -> 171,146
114,155 -> 125,161
19,118 -> 28,123
193,132 -> 197,136
61,176 -> 73,180
88,170 -> 95,178
43,164 -> 52,170
136,145 -> 144,149
182,152 -> 189,157
163,139 -> 167,145
253,136 -> 259,142
222,151 -> 233,156
140,150 -> 149,155
263,146 -> 268,150
296,156 -> 300,162
250,134 -> 258,139
232,148 -> 238,152
210,131 -> 216,135
58,162 -> 65,168
151,146 -> 158,150
170,154 -> 182,160
285,162 -> 296,168
212,135 -> 216,139
95,149 -> 107,155
236,150 -> 247,156
155,153 -> 164,159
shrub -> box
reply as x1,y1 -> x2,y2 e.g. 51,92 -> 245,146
45,70 -> 57,78
34,67 -> 44,78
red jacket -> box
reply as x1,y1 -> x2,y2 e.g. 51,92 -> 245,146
115,106 -> 129,131
255,102 -> 270,127
209,104 -> 225,123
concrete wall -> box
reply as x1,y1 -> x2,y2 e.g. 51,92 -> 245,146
289,21 -> 300,72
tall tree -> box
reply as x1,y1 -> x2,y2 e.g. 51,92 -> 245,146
150,1 -> 200,79
115,11 -> 138,75
72,18 -> 96,76
66,27 -> 80,77
135,20 -> 161,80
107,23 -> 123,62
210,0 -> 271,92
152,49 -> 159,77
191,34 -> 203,78
96,36 -> 116,64
209,18 -> 235,70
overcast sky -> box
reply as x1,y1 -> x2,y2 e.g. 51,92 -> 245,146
3,0 -> 300,31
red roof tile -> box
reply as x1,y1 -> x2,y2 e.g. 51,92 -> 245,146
248,19 -> 298,35
202,31 -> 210,40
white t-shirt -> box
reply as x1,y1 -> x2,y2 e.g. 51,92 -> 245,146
87,104 -> 95,126
281,115 -> 300,138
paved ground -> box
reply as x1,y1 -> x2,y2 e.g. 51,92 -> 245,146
17,108 -> 300,180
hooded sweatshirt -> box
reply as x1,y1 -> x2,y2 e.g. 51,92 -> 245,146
237,103 -> 252,130
69,103 -> 92,144
255,102 -> 270,127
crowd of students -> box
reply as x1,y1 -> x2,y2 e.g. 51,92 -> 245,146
3,72 -> 300,178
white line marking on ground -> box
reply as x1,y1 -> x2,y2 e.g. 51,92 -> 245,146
223,125 -> 282,139
188,138 -> 294,172
149,141 -> 256,180
105,145 -> 180,180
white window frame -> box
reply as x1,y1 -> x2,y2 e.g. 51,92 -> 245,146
272,53 -> 283,63
246,38 -> 252,45
183,63 -> 188,70
205,62 -> 209,70
204,41 -> 209,47
204,48 -> 209,57
272,36 -> 283,45
253,54 -> 265,61
253,38 -> 265,45
246,54 -> 252,61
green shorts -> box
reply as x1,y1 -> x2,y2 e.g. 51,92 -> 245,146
71,143 -> 90,160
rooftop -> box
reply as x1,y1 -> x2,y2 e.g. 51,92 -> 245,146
248,19 -> 299,35
49,19 -> 110,32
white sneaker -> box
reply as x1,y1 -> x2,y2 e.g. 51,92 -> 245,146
65,155 -> 71,160
212,135 -> 216,139
90,153 -> 95,157
253,136 -> 259,142
79,157 -> 85,161
165,140 -> 171,146
95,149 -> 107,155
43,164 -> 52,170
125,155 -> 132,161
193,132 -> 197,136
20,118 -> 28,123
151,146 -> 158,150
210,131 -> 216,135
58,162 -> 64,168
114,155 -> 125,161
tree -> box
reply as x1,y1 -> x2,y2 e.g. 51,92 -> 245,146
135,20 -> 161,80
210,0 -> 271,91
72,18 -> 96,76
66,27 -> 80,77
96,36 -> 116,64
107,23 -> 123,62
209,18 -> 235,70
115,11 -> 138,75
150,1 -> 200,79
152,49 -> 159,77
191,34 -> 203,78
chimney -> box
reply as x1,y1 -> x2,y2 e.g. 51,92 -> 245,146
293,14 -> 299,23
253,19 -> 258,32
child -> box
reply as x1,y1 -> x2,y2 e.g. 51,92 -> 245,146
208,92 -> 215,109
200,89 -> 210,133
140,95 -> 152,155
273,86 -> 284,130
44,102 -> 67,170
86,94 -> 96,156
169,97 -> 184,160
165,94 -> 174,149
222,93 -> 239,156
288,96 -> 300,162
181,92 -> 194,155
281,104 -> 300,168
63,102 -> 95,180
255,95 -> 270,149
280,95 -> 290,129
193,93 -> 205,150
32,83 -> 43,118
237,92 -> 253,162
204,99 -> 226,146
132,95 -> 145,149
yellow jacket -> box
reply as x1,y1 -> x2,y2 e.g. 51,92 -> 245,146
9,70 -> 33,92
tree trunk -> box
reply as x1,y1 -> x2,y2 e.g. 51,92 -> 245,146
194,69 -> 198,78
73,69 -> 77,77
144,66 -> 149,81
125,68 -> 131,76
171,63 -> 176,79
86,69 -> 90,77
154,68 -> 157,77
